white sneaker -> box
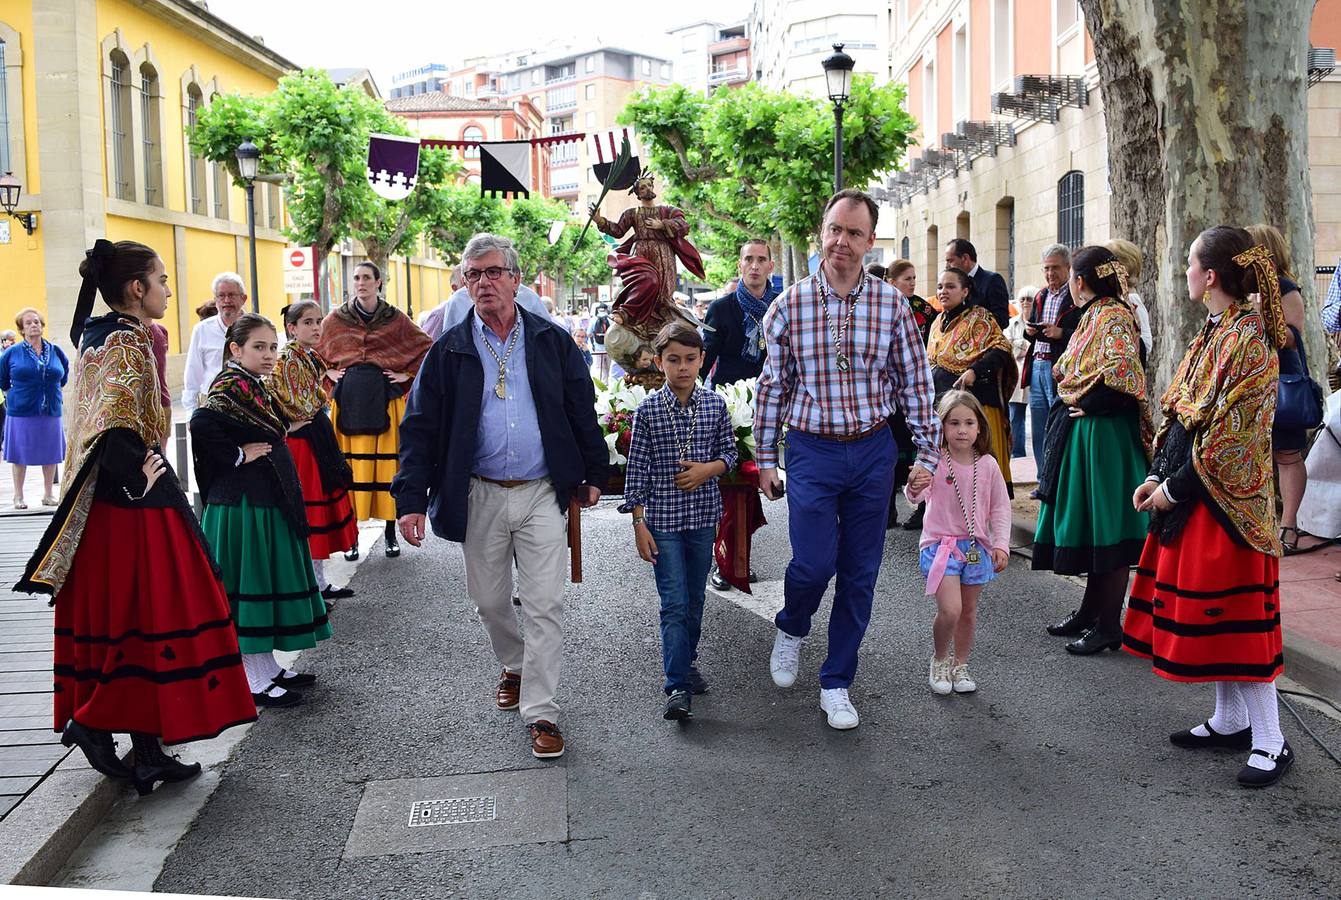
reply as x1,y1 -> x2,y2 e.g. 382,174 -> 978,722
770,629 -> 803,687
928,656 -> 953,695
819,688 -> 860,730
951,662 -> 977,693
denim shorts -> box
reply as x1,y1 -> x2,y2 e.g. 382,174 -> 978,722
919,539 -> 997,587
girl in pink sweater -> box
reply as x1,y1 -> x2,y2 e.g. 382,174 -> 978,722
905,391 -> 1012,695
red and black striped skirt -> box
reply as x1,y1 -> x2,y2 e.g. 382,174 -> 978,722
1122,503 -> 1282,683
288,435 -> 358,559
53,502 -> 257,744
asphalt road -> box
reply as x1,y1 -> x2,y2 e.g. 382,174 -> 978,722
157,497 -> 1341,899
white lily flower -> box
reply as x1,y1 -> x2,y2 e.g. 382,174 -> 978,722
605,431 -> 627,466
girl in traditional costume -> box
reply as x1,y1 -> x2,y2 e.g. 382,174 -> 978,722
191,314 -> 331,709
317,262 -> 431,559
1124,226 -> 1293,788
1033,246 -> 1152,655
926,267 -> 1017,496
270,301 -> 358,605
17,240 -> 255,795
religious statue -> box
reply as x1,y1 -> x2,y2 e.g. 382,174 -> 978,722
588,173 -> 707,385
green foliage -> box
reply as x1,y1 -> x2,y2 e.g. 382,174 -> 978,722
619,76 -> 916,263
187,93 -> 279,185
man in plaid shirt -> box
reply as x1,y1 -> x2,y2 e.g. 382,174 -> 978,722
754,189 -> 941,730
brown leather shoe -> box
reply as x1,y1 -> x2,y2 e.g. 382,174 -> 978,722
528,720 -> 565,758
495,670 -> 521,711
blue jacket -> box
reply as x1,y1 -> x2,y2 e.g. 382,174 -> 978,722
391,305 -> 608,543
0,340 -> 70,417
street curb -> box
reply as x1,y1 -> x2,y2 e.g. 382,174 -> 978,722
0,748 -> 132,886
1010,512 -> 1341,703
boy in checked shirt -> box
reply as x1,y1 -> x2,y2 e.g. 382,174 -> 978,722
621,322 -> 738,721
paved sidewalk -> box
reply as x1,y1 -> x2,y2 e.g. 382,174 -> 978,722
1009,455 -> 1341,699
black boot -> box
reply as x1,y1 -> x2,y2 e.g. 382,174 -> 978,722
130,732 -> 202,796
384,521 -> 401,558
61,719 -> 132,780
1065,628 -> 1123,655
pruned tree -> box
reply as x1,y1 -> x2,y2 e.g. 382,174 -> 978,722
1080,0 -> 1318,391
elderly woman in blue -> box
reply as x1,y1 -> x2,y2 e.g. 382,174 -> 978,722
0,307 -> 70,508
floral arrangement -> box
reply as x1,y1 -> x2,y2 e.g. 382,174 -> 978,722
592,376 -> 757,469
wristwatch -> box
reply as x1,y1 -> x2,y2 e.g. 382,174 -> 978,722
632,515 -> 646,528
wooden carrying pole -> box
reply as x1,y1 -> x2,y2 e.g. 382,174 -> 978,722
568,498 -> 583,583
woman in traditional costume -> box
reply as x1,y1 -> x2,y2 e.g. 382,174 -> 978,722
926,267 -> 1017,496
1033,246 -> 1152,654
191,314 -> 331,709
270,301 -> 358,605
17,240 -> 255,795
1124,226 -> 1293,788
317,262 -> 431,559
883,260 -> 937,530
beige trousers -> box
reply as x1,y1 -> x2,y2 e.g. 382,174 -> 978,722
463,477 -> 567,724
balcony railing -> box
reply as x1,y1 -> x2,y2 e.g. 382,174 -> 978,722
546,85 -> 577,111
708,67 -> 749,85
792,35 -> 876,54
551,180 -> 580,195
545,71 -> 576,86
708,36 -> 750,55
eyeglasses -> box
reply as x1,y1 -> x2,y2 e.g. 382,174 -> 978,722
216,292 -> 244,300
464,266 -> 516,284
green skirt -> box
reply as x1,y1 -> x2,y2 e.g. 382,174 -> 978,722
1033,412 -> 1149,575
202,499 -> 331,654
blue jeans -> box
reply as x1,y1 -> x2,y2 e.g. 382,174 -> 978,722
776,427 -> 896,689
1029,359 -> 1059,467
1009,402 -> 1028,458
648,525 -> 715,695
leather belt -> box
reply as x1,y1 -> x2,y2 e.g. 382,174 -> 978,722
793,419 -> 887,443
474,475 -> 534,488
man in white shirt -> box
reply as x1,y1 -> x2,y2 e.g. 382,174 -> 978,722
181,273 -> 247,412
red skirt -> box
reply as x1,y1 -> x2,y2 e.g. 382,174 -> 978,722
53,502 -> 257,744
288,435 -> 358,559
1122,503 -> 1282,683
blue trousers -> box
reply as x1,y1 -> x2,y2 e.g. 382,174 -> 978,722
1009,402 -> 1028,458
649,525 -> 715,695
1029,359 -> 1059,467
776,428 -> 896,689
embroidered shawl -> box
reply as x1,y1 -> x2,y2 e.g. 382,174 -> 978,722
268,344 -> 328,421
1157,301 -> 1280,555
22,319 -> 168,594
204,362 -> 287,438
1055,296 -> 1153,456
316,299 -> 432,376
926,304 -> 1014,375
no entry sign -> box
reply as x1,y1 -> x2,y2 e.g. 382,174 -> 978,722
283,246 -> 316,294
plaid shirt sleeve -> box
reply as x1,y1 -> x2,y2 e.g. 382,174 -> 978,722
618,404 -> 653,513
1324,263 -> 1341,334
753,292 -> 794,468
889,291 -> 942,472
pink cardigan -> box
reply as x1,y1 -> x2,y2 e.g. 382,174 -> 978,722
906,453 -> 1011,592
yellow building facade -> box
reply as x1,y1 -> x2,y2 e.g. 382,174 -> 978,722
0,0 -> 449,394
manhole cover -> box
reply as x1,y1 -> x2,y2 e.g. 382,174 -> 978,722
408,796 -> 497,827
344,767 -> 567,857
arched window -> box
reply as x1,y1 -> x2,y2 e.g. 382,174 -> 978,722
184,81 -> 206,214
462,125 -> 484,159
107,49 -> 134,200
900,236 -> 910,260
138,61 -> 163,206
1057,170 -> 1084,249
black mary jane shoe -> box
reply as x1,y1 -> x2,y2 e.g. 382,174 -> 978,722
1065,628 -> 1123,655
344,543 -> 361,562
663,689 -> 693,721
252,684 -> 303,708
130,732 -> 202,796
274,668 -> 317,688
1170,721 -> 1253,751
61,719 -> 133,780
1047,609 -> 1097,637
321,585 -> 354,600
1237,742 -> 1294,788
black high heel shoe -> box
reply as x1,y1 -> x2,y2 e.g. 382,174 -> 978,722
1047,609 -> 1097,637
61,719 -> 132,780
129,733 -> 202,796
1065,628 -> 1123,655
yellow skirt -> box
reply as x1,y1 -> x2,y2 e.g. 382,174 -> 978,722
984,404 -> 1015,495
328,395 -> 405,522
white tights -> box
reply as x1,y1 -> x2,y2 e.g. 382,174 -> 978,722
1201,680 -> 1284,769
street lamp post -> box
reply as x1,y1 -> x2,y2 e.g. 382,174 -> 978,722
822,44 -> 855,192
0,172 -> 38,235
235,140 -> 261,312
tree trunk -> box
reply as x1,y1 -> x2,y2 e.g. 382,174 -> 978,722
1080,0 -> 1318,398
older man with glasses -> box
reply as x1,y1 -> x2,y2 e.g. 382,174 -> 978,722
393,233 -> 607,761
181,273 -> 248,412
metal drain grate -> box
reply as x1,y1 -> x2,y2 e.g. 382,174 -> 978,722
407,796 -> 497,827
